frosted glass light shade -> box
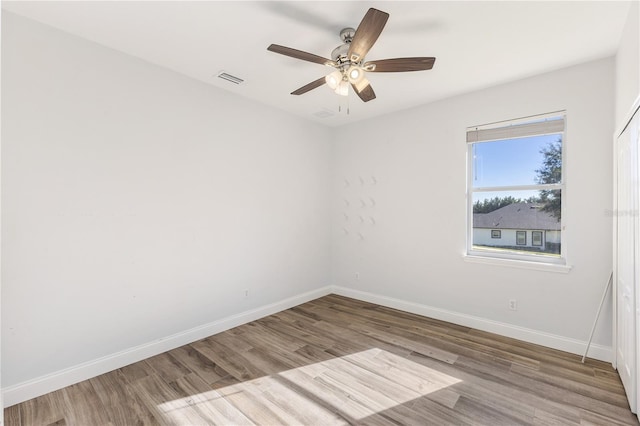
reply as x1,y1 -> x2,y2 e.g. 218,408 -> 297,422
335,80 -> 349,96
347,66 -> 364,84
325,70 -> 342,90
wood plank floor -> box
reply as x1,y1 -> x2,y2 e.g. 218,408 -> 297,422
5,294 -> 639,425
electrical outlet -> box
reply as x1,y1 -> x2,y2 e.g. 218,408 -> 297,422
355,272 -> 360,280
509,299 -> 518,311
244,289 -> 249,298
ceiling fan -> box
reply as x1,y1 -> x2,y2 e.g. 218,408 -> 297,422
267,8 -> 436,102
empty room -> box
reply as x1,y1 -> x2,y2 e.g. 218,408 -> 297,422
2,1 -> 640,425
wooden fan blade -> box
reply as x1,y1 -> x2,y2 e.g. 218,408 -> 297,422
351,79 -> 376,102
268,44 -> 335,66
291,76 -> 327,95
348,8 -> 389,63
364,57 -> 436,72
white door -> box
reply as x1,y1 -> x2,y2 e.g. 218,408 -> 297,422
633,113 -> 640,415
617,112 -> 638,413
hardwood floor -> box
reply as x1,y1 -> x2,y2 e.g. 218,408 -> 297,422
5,294 -> 639,425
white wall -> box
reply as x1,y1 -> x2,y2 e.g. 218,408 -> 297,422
2,12 -> 331,389
616,0 -> 639,129
332,57 -> 615,349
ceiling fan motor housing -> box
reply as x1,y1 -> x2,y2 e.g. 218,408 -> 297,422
331,44 -> 350,64
332,28 -> 357,65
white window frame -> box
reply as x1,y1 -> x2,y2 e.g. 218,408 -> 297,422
465,111 -> 567,269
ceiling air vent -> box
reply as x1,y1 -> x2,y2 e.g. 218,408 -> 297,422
217,71 -> 244,85
314,109 -> 335,118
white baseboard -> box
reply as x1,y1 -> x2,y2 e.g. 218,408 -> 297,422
3,284 -> 612,408
331,285 -> 613,363
2,285 -> 333,408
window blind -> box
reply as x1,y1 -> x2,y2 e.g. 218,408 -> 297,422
467,112 -> 565,143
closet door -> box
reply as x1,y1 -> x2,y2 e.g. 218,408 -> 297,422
616,109 -> 639,413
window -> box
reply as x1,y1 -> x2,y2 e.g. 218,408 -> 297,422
532,231 -> 543,246
467,112 -> 565,264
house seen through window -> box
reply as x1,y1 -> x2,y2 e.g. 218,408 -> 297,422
467,112 -> 565,264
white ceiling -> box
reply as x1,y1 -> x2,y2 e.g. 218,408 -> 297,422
2,1 -> 632,127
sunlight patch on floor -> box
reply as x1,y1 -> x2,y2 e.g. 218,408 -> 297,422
157,347 -> 461,424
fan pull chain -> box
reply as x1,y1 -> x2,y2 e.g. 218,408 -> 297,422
337,95 -> 350,115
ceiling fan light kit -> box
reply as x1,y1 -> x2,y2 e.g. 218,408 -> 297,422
335,80 -> 350,97
325,70 -> 342,90
267,7 -> 436,103
348,66 -> 364,83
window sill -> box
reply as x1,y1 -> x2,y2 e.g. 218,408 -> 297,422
462,254 -> 572,273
